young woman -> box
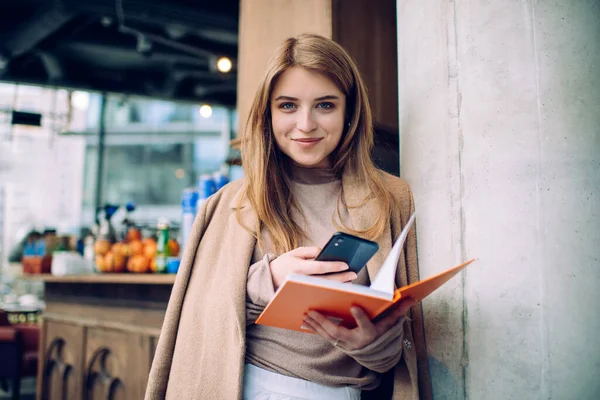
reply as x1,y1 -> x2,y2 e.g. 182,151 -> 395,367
146,34 -> 432,400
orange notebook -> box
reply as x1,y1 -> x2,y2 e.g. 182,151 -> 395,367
256,214 -> 475,333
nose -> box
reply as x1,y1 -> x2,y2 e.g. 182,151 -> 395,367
296,108 -> 317,132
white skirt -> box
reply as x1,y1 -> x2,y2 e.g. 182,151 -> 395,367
242,364 -> 361,400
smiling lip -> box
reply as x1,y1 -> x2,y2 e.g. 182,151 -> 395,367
293,138 -> 323,148
293,138 -> 322,142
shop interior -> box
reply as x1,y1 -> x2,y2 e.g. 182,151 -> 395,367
0,1 -> 242,398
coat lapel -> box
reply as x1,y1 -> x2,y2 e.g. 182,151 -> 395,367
342,172 -> 393,284
228,185 -> 258,340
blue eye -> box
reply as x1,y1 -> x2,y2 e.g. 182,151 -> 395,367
316,102 -> 334,109
280,102 -> 296,110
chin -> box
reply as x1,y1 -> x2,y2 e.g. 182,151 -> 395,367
289,156 -> 326,168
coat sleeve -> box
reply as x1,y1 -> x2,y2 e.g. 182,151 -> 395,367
144,194 -> 215,400
406,188 -> 433,399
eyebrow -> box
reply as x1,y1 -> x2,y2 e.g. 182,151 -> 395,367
273,95 -> 340,101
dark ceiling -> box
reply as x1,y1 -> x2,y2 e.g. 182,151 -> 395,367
0,0 -> 239,106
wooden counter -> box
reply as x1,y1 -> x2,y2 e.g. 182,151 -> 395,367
25,273 -> 176,285
26,273 -> 175,400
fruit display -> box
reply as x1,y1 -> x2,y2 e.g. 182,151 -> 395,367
93,227 -> 180,273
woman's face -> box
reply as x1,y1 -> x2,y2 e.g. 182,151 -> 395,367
270,66 -> 346,169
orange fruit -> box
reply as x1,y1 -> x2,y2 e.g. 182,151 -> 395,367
168,239 -> 180,257
144,241 -> 157,259
95,255 -> 106,272
94,240 -> 111,256
142,237 -> 156,247
126,228 -> 142,242
103,252 -> 115,272
129,255 -> 150,273
129,240 -> 143,256
119,243 -> 131,257
113,252 -> 126,272
127,257 -> 135,272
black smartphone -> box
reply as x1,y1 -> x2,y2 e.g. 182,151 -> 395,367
315,232 -> 379,274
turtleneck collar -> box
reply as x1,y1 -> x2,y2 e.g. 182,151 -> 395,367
288,163 -> 339,185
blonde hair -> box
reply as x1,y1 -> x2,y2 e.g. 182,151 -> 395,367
238,33 -> 395,254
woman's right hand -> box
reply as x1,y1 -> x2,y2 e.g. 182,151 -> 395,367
269,247 -> 357,290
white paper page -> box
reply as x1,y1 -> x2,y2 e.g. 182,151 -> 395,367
286,274 -> 393,299
369,213 -> 416,295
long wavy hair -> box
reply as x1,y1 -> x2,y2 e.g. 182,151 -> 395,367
237,33 -> 395,254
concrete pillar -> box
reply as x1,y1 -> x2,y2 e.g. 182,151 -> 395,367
397,1 -> 600,399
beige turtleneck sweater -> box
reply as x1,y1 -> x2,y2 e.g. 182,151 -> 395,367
245,165 -> 404,391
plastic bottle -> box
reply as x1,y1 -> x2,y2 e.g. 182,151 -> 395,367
196,174 -> 215,212
154,218 -> 170,274
213,171 -> 229,191
198,174 -> 216,198
180,188 -> 199,251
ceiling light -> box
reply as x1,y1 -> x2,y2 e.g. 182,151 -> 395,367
216,57 -> 232,73
199,105 -> 212,118
71,91 -> 90,110
100,16 -> 113,27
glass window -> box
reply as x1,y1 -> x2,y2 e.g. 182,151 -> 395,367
102,142 -> 194,206
78,93 -> 234,227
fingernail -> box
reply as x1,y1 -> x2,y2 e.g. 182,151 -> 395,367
350,273 -> 358,279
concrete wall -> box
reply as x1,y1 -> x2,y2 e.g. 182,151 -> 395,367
397,1 -> 600,399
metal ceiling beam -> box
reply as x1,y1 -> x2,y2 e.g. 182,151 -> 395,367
62,0 -> 238,32
37,51 -> 64,81
1,3 -> 74,59
59,41 -> 211,67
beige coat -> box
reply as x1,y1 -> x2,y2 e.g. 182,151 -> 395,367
145,171 -> 433,400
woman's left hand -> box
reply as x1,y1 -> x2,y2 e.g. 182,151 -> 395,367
302,298 -> 416,351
